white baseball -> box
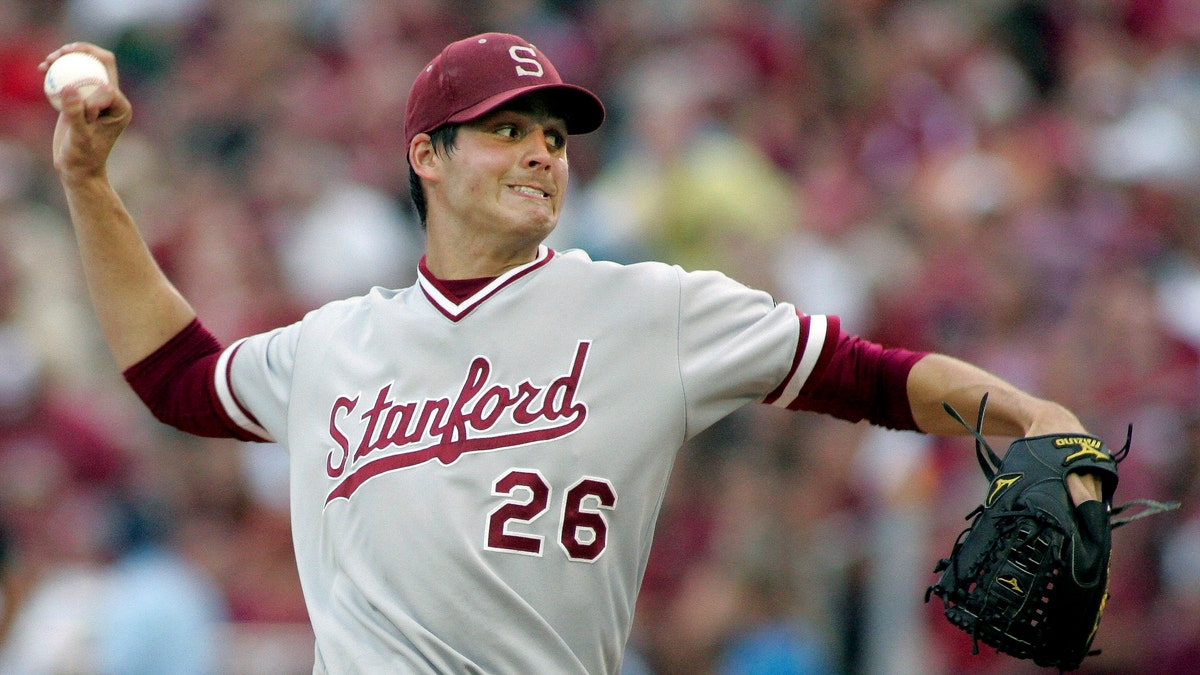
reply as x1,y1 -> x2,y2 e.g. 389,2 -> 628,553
44,52 -> 110,111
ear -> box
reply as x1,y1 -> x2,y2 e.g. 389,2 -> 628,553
409,133 -> 439,182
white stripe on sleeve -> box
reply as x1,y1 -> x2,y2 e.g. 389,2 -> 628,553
214,338 -> 273,441
774,314 -> 828,408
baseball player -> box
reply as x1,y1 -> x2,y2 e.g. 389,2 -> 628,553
45,33 -> 1102,674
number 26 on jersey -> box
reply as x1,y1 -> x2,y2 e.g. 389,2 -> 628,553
486,469 -> 617,562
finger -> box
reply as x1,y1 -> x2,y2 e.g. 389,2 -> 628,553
41,42 -> 91,71
40,44 -> 74,71
57,83 -> 99,124
58,84 -> 88,128
83,83 -> 117,123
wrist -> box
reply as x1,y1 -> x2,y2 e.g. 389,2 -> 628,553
59,172 -> 120,210
1023,400 -> 1086,437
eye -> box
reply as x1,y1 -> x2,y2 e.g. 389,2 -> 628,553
494,124 -> 519,139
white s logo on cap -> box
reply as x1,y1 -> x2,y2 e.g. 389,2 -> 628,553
509,46 -> 544,77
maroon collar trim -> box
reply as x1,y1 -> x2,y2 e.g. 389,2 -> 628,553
418,246 -> 555,321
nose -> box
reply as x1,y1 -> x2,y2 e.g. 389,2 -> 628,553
521,128 -> 556,169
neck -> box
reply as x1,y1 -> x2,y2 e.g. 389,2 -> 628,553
423,222 -> 545,280
423,246 -> 542,280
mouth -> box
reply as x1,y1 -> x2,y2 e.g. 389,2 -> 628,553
509,184 -> 551,199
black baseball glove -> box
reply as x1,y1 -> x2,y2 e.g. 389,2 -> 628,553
925,394 -> 1178,672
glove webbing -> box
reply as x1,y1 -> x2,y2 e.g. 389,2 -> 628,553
974,517 -> 1059,655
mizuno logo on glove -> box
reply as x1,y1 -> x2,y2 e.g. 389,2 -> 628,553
986,474 -> 1021,507
998,576 -> 1025,595
1056,437 -> 1111,464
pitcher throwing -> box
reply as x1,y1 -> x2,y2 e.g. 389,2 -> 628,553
45,33 -> 1103,674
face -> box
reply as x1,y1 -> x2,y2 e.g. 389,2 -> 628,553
420,95 -> 570,248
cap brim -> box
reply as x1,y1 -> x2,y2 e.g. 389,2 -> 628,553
445,83 -> 605,136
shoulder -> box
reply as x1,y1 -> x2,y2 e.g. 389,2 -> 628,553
547,249 -> 777,307
248,285 -> 413,352
548,251 -> 722,312
301,285 -> 408,320
547,248 -> 698,289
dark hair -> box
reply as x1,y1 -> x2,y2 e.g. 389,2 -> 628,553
408,124 -> 460,227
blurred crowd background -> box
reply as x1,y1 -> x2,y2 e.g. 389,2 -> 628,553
1,0 -> 1200,673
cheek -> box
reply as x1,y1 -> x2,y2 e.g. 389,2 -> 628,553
455,165 -> 499,200
554,157 -> 570,191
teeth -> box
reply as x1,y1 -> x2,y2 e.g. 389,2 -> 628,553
512,186 -> 547,198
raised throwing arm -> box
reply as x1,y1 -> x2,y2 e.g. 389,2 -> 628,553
43,43 -> 196,370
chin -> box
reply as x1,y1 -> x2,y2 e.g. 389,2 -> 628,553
514,212 -> 559,238
524,222 -> 558,245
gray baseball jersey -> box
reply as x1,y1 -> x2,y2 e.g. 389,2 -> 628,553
213,246 -> 834,674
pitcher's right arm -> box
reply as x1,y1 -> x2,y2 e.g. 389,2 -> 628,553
44,43 -> 197,370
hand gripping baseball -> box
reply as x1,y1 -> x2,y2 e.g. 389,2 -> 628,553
40,44 -> 132,183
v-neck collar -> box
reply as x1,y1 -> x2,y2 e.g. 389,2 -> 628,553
417,246 -> 555,322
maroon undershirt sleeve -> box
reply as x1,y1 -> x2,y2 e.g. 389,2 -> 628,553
125,312 -> 923,438
791,330 -> 927,431
122,319 -> 257,440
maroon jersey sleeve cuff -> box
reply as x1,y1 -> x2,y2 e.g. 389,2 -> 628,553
122,319 -> 264,441
790,327 -> 927,431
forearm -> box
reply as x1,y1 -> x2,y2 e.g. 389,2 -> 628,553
63,174 -> 195,369
46,44 -> 196,369
907,353 -> 1086,437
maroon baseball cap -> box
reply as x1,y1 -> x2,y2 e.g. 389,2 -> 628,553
404,33 -> 605,149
